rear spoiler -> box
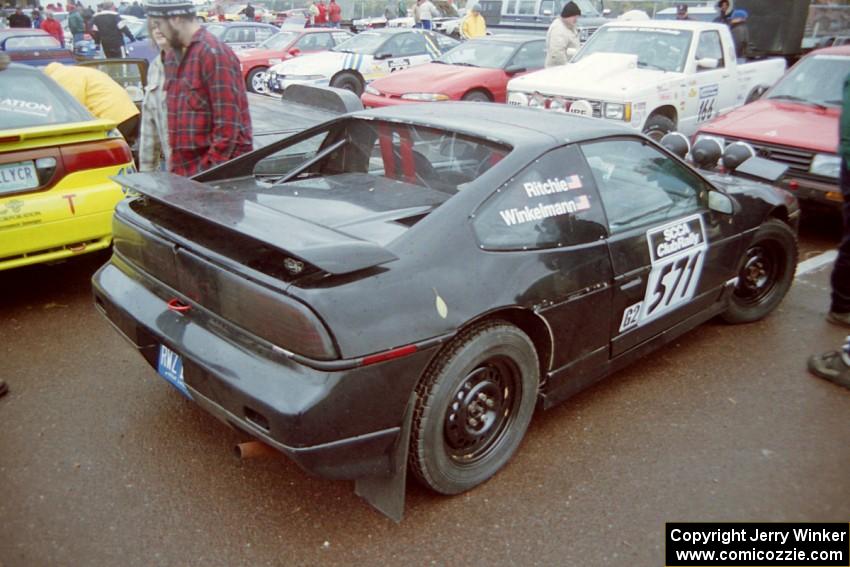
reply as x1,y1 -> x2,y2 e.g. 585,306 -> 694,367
115,172 -> 398,276
3,119 -> 117,142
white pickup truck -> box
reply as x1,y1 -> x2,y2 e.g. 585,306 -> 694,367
506,20 -> 786,140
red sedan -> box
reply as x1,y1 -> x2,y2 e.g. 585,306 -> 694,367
238,28 -> 353,93
361,35 -> 545,107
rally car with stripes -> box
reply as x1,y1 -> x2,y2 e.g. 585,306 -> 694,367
264,28 -> 458,96
93,102 -> 798,521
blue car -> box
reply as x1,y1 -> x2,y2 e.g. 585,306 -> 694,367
0,28 -> 76,66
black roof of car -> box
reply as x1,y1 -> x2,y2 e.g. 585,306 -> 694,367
356,102 -> 635,147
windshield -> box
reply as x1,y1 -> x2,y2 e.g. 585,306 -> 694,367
205,23 -> 226,37
260,30 -> 298,50
767,54 -> 850,107
332,31 -> 385,54
439,41 -> 516,69
1,67 -> 92,128
573,26 -> 692,73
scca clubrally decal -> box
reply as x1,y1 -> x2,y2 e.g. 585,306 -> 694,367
619,214 -> 707,333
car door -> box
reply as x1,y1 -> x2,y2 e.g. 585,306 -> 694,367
579,137 -> 743,357
471,144 -> 613,387
681,29 -> 734,134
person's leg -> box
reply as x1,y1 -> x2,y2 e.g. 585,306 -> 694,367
808,336 -> 850,389
103,43 -> 123,58
829,158 -> 850,325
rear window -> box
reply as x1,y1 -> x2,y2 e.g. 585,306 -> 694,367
254,118 -> 511,195
5,35 -> 61,50
0,68 -> 92,128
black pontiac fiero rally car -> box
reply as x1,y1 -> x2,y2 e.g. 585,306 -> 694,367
92,103 -> 799,520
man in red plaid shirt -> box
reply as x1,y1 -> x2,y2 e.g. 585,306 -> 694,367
145,0 -> 252,177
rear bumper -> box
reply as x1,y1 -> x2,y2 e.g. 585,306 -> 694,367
91,254 -> 439,480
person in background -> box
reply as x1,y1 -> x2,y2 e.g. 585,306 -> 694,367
308,0 -> 318,26
417,0 -> 438,30
239,1 -> 254,20
714,0 -> 731,24
808,71 -> 850,388
328,0 -> 341,28
43,62 -> 140,142
139,21 -> 171,172
41,10 -> 64,46
117,1 -> 129,14
729,8 -> 749,60
675,3 -> 690,20
129,1 -> 145,17
315,0 -> 327,26
144,0 -> 253,177
68,4 -> 86,46
412,0 -> 420,27
397,0 -> 406,18
545,1 -> 579,67
81,3 -> 95,34
8,6 -> 31,27
92,2 -> 135,57
461,4 -> 486,39
31,8 -> 43,28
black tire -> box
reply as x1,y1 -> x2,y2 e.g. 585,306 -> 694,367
643,114 -> 676,142
246,67 -> 268,94
745,86 -> 767,104
461,90 -> 491,102
409,321 -> 539,495
330,71 -> 363,96
722,219 -> 798,324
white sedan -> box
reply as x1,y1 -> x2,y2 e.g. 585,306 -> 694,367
265,28 -> 458,96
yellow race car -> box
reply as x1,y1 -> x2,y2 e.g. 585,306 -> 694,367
0,62 -> 135,271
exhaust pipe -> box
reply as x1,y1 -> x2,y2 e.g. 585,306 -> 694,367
234,440 -> 278,459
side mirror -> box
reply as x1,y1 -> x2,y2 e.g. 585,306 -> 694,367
542,8 -> 551,15
504,64 -> 526,75
708,191 -> 734,215
288,47 -> 301,56
697,57 -> 719,70
374,51 -> 392,60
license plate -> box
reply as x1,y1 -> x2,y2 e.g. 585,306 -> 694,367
157,344 -> 192,399
0,161 -> 39,195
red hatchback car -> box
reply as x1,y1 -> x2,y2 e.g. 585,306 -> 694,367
695,46 -> 850,210
238,28 -> 353,93
361,35 -> 545,107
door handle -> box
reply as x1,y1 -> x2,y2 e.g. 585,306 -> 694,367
620,277 -> 643,291
722,74 -> 731,79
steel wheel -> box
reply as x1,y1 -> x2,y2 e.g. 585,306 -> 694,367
722,219 -> 797,324
409,321 -> 539,495
444,356 -> 521,464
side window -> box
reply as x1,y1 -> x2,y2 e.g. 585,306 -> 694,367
253,130 -> 330,177
581,139 -> 706,234
517,0 -> 536,14
332,32 -> 352,45
473,146 -> 607,250
696,30 -> 724,69
538,0 -> 553,15
254,27 -> 274,43
510,40 -> 546,70
298,33 -> 332,50
395,32 -> 427,56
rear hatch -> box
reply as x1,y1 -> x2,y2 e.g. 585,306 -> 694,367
111,172 -> 450,359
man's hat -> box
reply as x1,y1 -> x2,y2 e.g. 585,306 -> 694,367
677,3 -> 688,13
560,0 -> 580,18
144,0 -> 195,17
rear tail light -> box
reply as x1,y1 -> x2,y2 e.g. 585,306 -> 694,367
60,138 -> 133,175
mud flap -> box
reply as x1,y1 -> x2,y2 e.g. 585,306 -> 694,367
354,391 -> 416,523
